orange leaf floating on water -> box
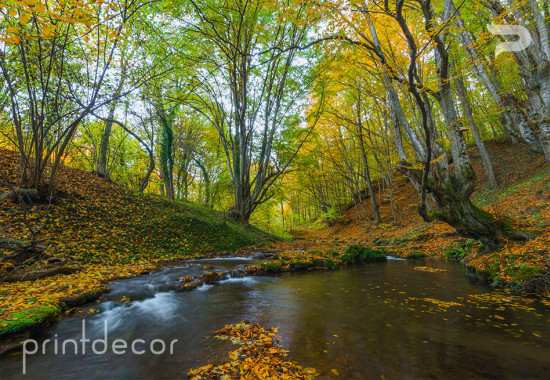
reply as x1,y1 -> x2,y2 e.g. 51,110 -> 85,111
414,266 -> 447,273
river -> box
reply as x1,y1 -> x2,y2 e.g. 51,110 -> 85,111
1,257 -> 549,379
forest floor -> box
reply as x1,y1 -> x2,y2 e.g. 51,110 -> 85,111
0,148 -> 270,342
1,139 -> 550,345
276,138 -> 550,292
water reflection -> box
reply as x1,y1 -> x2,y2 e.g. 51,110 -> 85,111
1,259 -> 549,379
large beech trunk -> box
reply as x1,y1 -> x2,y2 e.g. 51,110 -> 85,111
389,0 -> 533,247
483,0 -> 550,161
229,186 -> 254,224
400,163 -> 531,246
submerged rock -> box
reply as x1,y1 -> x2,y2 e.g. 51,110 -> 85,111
175,269 -> 246,291
202,271 -> 223,284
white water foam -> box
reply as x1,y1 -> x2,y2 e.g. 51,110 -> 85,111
195,284 -> 214,291
134,292 -> 178,320
218,277 -> 257,285
89,306 -> 124,332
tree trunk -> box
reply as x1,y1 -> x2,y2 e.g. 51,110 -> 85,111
391,0 -> 532,247
0,188 -> 39,203
351,189 -> 364,221
482,0 -> 550,161
388,104 -> 408,161
194,158 -> 210,205
454,70 -> 498,188
158,105 -> 175,200
97,105 -> 116,177
3,260 -> 83,282
452,7 -> 546,156
97,63 -> 127,178
139,154 -> 155,194
357,125 -> 381,223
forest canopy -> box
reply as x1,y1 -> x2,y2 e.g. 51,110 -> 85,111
1,0 -> 549,243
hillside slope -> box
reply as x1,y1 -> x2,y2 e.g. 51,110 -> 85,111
278,139 -> 550,291
0,149 -> 268,264
0,148 -> 269,340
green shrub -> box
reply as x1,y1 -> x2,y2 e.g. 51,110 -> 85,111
263,261 -> 283,273
327,249 -> 339,257
406,252 -> 426,260
444,239 -> 475,261
290,259 -> 311,270
340,244 -> 387,263
323,259 -> 340,269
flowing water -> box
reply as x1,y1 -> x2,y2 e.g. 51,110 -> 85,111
1,257 -> 550,379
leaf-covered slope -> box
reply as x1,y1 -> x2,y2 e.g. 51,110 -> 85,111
0,148 -> 272,340
0,148 -> 267,265
278,139 -> 550,290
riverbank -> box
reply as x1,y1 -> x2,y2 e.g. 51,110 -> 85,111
0,148 -> 272,343
2,140 -> 549,345
277,140 -> 550,292
3,257 -> 549,379
0,243 -> 386,346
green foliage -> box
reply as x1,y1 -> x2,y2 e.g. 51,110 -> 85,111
340,245 -> 387,263
503,263 -> 542,282
444,239 -> 475,261
263,261 -> 283,273
406,252 -> 427,260
311,207 -> 344,229
158,104 -> 176,195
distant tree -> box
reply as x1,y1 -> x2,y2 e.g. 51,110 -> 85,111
0,0 -> 157,200
182,0 -> 320,223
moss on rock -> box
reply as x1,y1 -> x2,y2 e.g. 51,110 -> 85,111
0,304 -> 61,339
340,245 -> 387,263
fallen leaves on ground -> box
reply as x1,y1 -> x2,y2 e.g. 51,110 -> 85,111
274,141 -> 550,291
0,148 -> 265,335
